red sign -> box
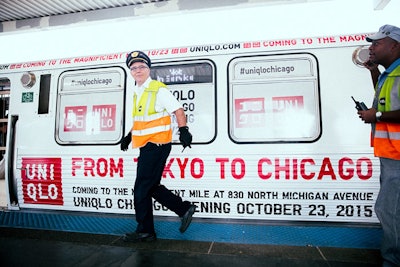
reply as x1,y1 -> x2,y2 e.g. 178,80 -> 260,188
235,98 -> 265,128
93,104 -> 116,131
272,96 -> 304,112
64,106 -> 87,132
21,158 -> 63,205
64,105 -> 116,132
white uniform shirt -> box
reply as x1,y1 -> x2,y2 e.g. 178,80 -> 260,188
133,77 -> 182,114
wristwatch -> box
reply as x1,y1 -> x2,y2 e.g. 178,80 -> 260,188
376,111 -> 382,121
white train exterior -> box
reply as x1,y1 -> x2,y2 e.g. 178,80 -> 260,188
0,31 -> 380,226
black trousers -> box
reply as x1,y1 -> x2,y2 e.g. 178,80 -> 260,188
134,142 -> 190,233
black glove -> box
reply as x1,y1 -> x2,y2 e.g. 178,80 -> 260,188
120,132 -> 132,151
179,126 -> 192,151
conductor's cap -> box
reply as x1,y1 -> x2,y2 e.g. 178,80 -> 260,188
126,51 -> 151,68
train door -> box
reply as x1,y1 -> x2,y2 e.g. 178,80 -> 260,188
0,78 -> 9,179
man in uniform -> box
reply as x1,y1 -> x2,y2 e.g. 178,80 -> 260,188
121,51 -> 196,242
359,24 -> 400,266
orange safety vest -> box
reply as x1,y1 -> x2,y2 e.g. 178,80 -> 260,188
131,80 -> 172,148
372,65 -> 400,160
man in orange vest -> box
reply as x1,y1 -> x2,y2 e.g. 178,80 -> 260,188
120,50 -> 196,242
359,24 -> 400,267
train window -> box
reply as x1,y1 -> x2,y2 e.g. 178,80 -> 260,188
151,61 -> 216,144
38,74 -> 51,114
0,78 -> 10,159
228,53 -> 321,143
55,67 -> 126,145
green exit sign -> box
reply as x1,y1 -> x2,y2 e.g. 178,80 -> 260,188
22,92 -> 34,103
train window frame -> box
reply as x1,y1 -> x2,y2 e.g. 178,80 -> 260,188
227,53 -> 321,144
0,77 -> 10,158
55,66 -> 126,145
150,59 -> 217,145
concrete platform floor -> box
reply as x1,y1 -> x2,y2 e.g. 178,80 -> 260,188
0,227 -> 382,267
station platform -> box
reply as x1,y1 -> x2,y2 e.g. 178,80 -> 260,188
0,226 -> 382,267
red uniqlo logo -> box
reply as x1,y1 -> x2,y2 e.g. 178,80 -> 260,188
235,98 -> 265,128
272,96 -> 304,112
93,104 -> 116,131
21,158 -> 63,205
64,106 -> 87,132
64,105 -> 117,132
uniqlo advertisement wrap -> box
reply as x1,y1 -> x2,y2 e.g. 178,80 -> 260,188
17,153 -> 379,223
7,34 -> 380,225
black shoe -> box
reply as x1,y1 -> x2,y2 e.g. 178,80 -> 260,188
122,232 -> 157,242
179,204 -> 197,233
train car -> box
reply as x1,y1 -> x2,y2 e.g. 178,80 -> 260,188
0,29 -> 382,247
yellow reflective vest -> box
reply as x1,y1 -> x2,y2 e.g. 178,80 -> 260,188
373,65 -> 400,160
131,80 -> 172,148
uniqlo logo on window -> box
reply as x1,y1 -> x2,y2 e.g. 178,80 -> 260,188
272,96 -> 304,112
64,105 -> 117,132
235,98 -> 265,128
21,158 -> 64,205
93,104 -> 116,131
64,106 -> 87,132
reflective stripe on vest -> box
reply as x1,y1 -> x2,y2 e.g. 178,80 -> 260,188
373,66 -> 400,159
131,80 -> 172,148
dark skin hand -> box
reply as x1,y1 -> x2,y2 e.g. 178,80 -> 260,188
358,108 -> 400,123
362,60 -> 380,87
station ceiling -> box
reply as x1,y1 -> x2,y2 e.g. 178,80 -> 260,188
0,0 -> 321,23
0,0 -> 391,24
0,0 -> 168,22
